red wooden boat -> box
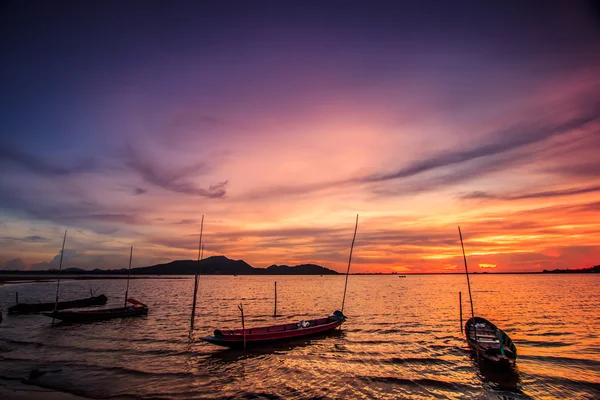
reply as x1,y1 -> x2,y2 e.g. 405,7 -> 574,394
202,311 -> 346,347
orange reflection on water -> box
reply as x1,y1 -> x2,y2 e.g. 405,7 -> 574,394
0,274 -> 598,398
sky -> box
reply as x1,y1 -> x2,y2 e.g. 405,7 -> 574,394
1,0 -> 600,273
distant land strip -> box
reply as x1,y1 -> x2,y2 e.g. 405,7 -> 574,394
0,256 -> 597,277
541,265 -> 600,274
0,255 -> 339,276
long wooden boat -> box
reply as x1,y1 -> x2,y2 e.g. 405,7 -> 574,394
465,317 -> 517,366
42,298 -> 148,322
202,311 -> 347,347
8,294 -> 108,315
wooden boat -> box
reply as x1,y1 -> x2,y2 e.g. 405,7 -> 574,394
42,298 -> 148,322
465,317 -> 517,366
8,294 -> 108,315
202,311 -> 347,347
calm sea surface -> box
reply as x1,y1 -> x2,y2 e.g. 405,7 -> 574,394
0,275 -> 598,399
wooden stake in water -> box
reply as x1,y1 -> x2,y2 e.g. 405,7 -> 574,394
458,226 -> 479,361
52,230 -> 68,326
238,303 -> 246,349
190,215 -> 204,329
274,281 -> 277,317
459,291 -> 463,333
124,246 -> 133,307
341,214 -> 359,314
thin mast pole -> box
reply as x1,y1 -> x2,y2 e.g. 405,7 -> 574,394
190,215 -> 204,329
238,303 -> 246,349
341,214 -> 359,314
124,246 -> 133,307
458,226 -> 478,361
274,281 -> 277,317
52,230 -> 67,326
459,291 -> 463,334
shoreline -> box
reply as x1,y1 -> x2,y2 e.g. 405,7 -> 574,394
1,271 -> 598,284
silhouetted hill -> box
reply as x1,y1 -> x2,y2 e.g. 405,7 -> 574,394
265,263 -> 338,275
131,256 -> 256,275
542,265 -> 600,273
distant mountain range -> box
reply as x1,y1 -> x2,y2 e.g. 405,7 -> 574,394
0,256 -> 339,275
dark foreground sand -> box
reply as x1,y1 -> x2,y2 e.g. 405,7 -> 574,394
0,379 -> 89,400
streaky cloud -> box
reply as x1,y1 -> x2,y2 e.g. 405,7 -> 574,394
461,184 -> 600,201
173,219 -> 198,225
358,109 -> 600,184
125,144 -> 228,198
0,145 -> 99,176
241,107 -> 600,201
1,235 -> 50,243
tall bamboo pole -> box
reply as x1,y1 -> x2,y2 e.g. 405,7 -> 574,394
341,214 -> 359,314
459,291 -> 463,333
52,230 -> 68,326
274,281 -> 277,317
190,215 -> 204,329
238,303 -> 246,349
458,226 -> 478,361
124,246 -> 133,307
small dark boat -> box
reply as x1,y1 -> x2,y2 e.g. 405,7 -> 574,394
8,294 -> 108,315
465,317 -> 517,366
42,298 -> 148,322
202,311 -> 346,348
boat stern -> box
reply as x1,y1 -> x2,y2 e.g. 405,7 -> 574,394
330,310 -> 347,322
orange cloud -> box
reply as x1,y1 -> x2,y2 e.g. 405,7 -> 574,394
478,263 -> 497,269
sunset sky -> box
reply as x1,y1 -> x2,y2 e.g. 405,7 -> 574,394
1,1 -> 599,273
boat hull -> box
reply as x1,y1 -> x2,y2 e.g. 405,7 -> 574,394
202,314 -> 346,348
465,317 -> 517,367
43,306 -> 148,322
8,295 -> 108,315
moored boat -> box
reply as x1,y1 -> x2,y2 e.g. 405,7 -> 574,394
465,317 -> 517,366
42,298 -> 148,322
8,294 -> 108,315
202,310 -> 346,347
457,227 -> 518,369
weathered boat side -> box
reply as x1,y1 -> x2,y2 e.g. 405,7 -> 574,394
202,311 -> 346,348
42,299 -> 148,322
8,294 -> 108,315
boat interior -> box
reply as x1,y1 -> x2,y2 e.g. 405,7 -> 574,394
216,316 -> 338,336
